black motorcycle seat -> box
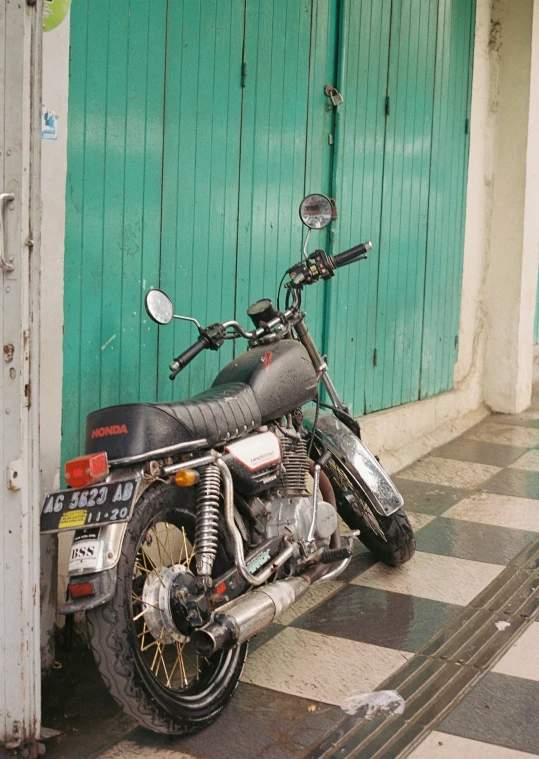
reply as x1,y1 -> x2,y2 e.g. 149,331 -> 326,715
85,382 -> 263,459
153,383 -> 262,445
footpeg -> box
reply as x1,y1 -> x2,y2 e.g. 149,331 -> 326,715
321,547 -> 352,564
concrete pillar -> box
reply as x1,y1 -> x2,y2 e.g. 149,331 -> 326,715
40,15 -> 70,667
484,0 -> 539,413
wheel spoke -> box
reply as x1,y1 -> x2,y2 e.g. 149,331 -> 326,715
154,529 -> 174,566
166,648 -> 181,688
151,526 -> 164,565
132,598 -> 163,621
131,516 -> 221,694
141,547 -> 165,586
165,522 -> 173,564
176,641 -> 189,688
150,629 -> 165,675
157,642 -> 170,685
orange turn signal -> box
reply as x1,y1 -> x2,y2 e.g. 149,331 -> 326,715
174,469 -> 199,487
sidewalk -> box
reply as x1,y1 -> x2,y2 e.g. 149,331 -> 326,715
42,386 -> 539,759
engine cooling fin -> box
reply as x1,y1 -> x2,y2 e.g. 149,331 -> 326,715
275,430 -> 309,496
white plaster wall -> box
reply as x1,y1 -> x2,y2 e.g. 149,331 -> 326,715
39,14 -> 70,663
483,0 -> 539,412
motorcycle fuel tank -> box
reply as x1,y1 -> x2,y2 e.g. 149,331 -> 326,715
213,340 -> 318,422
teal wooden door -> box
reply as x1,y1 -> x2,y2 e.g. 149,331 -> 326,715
63,0 -> 337,461
419,0 -> 475,398
63,0 -> 476,465
157,0 -> 245,402
326,0 -> 475,416
160,0 -> 339,401
372,0 -> 438,411
235,0 -> 338,348
325,0 -> 392,416
62,0 -> 168,462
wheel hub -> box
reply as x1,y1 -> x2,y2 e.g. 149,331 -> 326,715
141,564 -> 190,644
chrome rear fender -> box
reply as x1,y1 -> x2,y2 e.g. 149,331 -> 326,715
303,409 -> 403,517
61,466 -> 148,614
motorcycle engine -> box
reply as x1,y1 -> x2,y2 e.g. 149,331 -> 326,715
251,425 -> 338,554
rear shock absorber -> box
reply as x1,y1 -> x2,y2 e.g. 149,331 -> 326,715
195,463 -> 221,581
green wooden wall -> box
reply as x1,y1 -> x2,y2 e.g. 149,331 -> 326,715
63,0 -> 476,461
63,0 -> 167,459
326,0 -> 475,415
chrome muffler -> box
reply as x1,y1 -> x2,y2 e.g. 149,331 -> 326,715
191,573 -> 315,657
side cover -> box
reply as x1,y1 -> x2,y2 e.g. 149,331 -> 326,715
303,409 -> 403,516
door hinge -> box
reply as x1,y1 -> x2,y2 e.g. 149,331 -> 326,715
454,334 -> 459,350
465,117 -> 469,135
373,347 -> 378,367
241,62 -> 247,88
385,96 -> 390,116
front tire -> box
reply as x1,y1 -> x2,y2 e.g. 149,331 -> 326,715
324,458 -> 415,566
86,482 -> 248,735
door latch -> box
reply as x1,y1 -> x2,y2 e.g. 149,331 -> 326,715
324,85 -> 343,107
0,192 -> 15,272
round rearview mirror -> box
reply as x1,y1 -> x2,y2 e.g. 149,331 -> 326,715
299,193 -> 333,230
145,289 -> 174,325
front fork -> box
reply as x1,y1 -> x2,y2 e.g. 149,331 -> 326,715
294,319 -> 362,439
293,320 -> 345,408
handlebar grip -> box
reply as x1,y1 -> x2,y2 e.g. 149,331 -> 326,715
331,241 -> 372,269
169,337 -> 208,379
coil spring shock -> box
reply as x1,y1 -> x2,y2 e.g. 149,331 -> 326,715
195,463 -> 221,579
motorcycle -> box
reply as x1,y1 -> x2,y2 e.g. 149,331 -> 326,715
41,194 -> 415,735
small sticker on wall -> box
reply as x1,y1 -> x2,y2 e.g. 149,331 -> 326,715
42,105 -> 58,141
43,0 -> 72,32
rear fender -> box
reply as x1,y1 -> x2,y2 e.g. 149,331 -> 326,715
61,465 -> 148,614
303,409 -> 403,517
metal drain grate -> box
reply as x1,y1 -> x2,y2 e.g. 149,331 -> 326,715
304,537 -> 539,759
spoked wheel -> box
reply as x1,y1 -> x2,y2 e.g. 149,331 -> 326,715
86,483 -> 247,735
323,457 -> 415,566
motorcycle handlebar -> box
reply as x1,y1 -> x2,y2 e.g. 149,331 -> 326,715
166,242 -> 370,378
169,337 -> 208,379
330,241 -> 372,269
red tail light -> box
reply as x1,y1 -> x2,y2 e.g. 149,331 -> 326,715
64,452 -> 109,489
70,582 -> 94,599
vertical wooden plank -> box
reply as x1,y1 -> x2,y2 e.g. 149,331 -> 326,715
158,0 -> 244,401
420,0 -> 475,398
372,0 -> 438,411
64,0 -> 110,461
62,0 -> 167,462
448,0 -> 475,387
62,0 -> 88,459
119,0 -> 165,403
235,0 -> 313,328
99,1 -> 129,410
326,0 -> 391,416
301,0 -> 340,350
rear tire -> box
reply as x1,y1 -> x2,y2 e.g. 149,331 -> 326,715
86,482 -> 248,735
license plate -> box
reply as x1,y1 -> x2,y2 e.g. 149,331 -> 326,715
40,479 -> 137,534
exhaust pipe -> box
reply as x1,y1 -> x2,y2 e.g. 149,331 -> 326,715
191,572 -> 318,657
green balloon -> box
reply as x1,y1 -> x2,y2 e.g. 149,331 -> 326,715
43,0 -> 72,32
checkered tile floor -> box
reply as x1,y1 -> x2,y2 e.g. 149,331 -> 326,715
44,389 -> 539,759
